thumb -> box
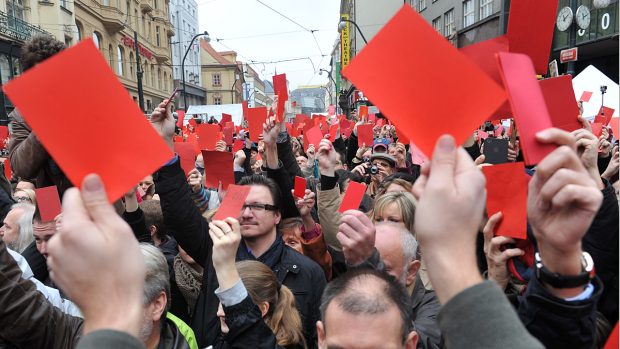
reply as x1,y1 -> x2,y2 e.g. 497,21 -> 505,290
427,135 -> 457,188
81,174 -> 117,225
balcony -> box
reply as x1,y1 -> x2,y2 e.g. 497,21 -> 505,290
0,11 -> 49,42
152,8 -> 167,21
99,6 -> 124,32
151,45 -> 170,63
167,27 -> 175,37
140,0 -> 153,13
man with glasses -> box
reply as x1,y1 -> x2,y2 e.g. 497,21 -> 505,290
149,100 -> 326,348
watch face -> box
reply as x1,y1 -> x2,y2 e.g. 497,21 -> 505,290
556,6 -> 574,32
576,5 -> 591,30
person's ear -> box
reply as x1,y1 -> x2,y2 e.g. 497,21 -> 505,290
149,225 -> 157,237
274,211 -> 281,226
317,321 -> 327,349
406,260 -> 421,287
151,291 -> 167,322
258,301 -> 270,318
405,330 -> 419,349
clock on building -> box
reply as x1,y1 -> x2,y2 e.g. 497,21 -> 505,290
576,5 -> 591,29
593,0 -> 610,9
556,6 -> 574,31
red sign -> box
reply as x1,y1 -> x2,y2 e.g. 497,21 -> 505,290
121,36 -> 154,61
560,48 -> 578,63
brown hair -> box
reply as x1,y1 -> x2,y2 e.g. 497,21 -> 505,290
236,261 -> 306,348
20,34 -> 65,71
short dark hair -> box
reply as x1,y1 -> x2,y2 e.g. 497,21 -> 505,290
140,200 -> 167,241
238,175 -> 281,211
21,34 -> 66,72
320,268 -> 413,344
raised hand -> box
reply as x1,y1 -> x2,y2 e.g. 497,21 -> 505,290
262,116 -> 279,147
317,139 -> 338,177
208,218 -> 242,290
482,212 -> 524,290
187,168 -> 203,193
602,145 -> 619,181
337,210 -> 376,266
293,189 -> 316,218
150,100 -> 175,151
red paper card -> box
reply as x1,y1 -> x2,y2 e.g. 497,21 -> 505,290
174,142 -> 196,176
580,91 -> 593,102
610,118 -> 619,139
2,159 -> 11,180
294,176 -> 307,198
603,323 -> 618,349
496,52 -> 555,165
246,107 -> 267,143
187,134 -> 200,155
359,105 -> 368,120
201,150 -> 234,190
0,126 -> 8,142
409,141 -> 428,165
340,119 -> 351,132
176,110 -> 185,128
395,127 -> 409,144
220,113 -> 232,125
368,114 -> 376,123
594,106 -> 615,126
34,186 -> 62,223
272,74 -> 288,101
1,39 -> 173,202
482,162 -> 528,240
329,124 -> 339,140
242,101 -> 249,118
188,118 -> 197,128
338,181 -> 366,213
305,125 -> 323,152
213,184 -> 251,221
591,123 -> 603,138
173,136 -> 184,143
223,127 -> 233,145
539,76 -> 581,132
276,95 -> 286,122
506,0 -> 558,75
328,105 -> 335,116
357,124 -> 374,147
196,124 -> 221,151
295,114 -> 308,125
342,5 -> 505,158
232,139 -> 244,153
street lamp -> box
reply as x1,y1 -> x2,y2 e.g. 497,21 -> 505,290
182,31 -> 210,112
338,18 -> 368,44
319,68 -> 338,112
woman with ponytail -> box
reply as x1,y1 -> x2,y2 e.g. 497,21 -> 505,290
209,218 -> 307,349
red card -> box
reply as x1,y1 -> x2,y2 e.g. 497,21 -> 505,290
482,162 -> 528,240
295,114 -> 308,125
196,124 -> 221,151
223,127 -> 233,145
539,76 -> 581,132
409,141 -> 428,165
213,184 -> 251,221
1,39 -> 173,202
0,126 -> 8,142
496,52 -> 555,165
357,124 -> 374,147
594,106 -> 615,126
610,118 -> 619,139
174,142 -> 196,176
176,110 -> 185,128
338,181 -> 366,213
242,101 -> 249,118
294,176 -> 307,198
201,150 -> 234,190
395,127 -> 409,144
276,95 -> 286,122
328,105 -> 335,116
220,113 -> 232,125
272,73 -> 288,101
603,323 -> 618,349
232,139 -> 244,153
580,91 -> 593,102
187,134 -> 200,155
342,5 -> 505,158
173,136 -> 184,143
368,114 -> 376,123
359,105 -> 368,120
329,124 -> 339,140
246,107 -> 267,143
188,118 -> 197,128
2,159 -> 11,180
506,0 -> 558,75
340,119 -> 351,132
34,186 -> 62,223
305,125 -> 323,152
591,122 -> 603,138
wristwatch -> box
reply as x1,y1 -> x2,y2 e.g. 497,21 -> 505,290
535,252 -> 595,288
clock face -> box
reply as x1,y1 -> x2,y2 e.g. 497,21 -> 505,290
576,5 -> 591,29
593,0 -> 610,9
556,6 -> 574,32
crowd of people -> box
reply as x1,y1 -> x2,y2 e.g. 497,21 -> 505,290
0,34 -> 618,349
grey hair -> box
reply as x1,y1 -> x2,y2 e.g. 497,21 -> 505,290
10,203 -> 35,253
139,244 -> 170,310
400,226 -> 418,265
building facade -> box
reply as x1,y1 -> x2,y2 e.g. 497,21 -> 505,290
169,0 -> 205,108
200,38 -> 244,105
0,0 -> 77,120
242,64 -> 267,108
75,0 -> 175,113
290,86 -> 328,115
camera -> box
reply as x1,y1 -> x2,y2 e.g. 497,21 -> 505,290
600,85 -> 607,93
366,164 -> 379,175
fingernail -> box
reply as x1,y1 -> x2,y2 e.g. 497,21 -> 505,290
83,175 -> 102,192
437,135 -> 455,152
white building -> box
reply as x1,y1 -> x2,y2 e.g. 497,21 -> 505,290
243,64 -> 267,108
169,0 -> 206,108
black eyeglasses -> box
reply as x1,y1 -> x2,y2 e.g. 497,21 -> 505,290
242,203 -> 278,212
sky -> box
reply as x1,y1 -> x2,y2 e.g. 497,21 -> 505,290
197,0 -> 341,91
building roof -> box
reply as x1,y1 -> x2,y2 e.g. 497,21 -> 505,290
263,80 -> 274,93
200,39 -> 235,65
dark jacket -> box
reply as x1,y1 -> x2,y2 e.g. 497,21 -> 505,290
8,109 -> 73,196
410,275 -> 442,349
518,273 -> 603,349
153,158 -> 326,348
76,330 -> 145,349
213,296 -> 302,349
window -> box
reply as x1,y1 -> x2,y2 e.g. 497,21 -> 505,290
463,0 -> 474,27
156,26 -> 160,46
129,52 -> 134,77
92,32 -> 101,49
151,65 -> 155,87
64,36 -> 71,46
432,17 -> 442,33
444,9 -> 454,37
158,68 -> 161,89
117,46 -> 124,76
134,9 -> 138,28
214,97 -> 221,105
417,0 -> 426,11
7,0 -> 25,20
154,0 -> 158,9
212,73 -> 221,86
108,44 -> 114,69
147,100 -> 152,111
103,0 -> 109,5
480,0 -> 493,20
76,21 -> 83,41
60,0 -> 67,8
126,0 -> 130,14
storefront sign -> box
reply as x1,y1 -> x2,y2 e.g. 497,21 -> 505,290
341,14 -> 350,69
560,47 -> 578,63
121,36 -> 154,61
